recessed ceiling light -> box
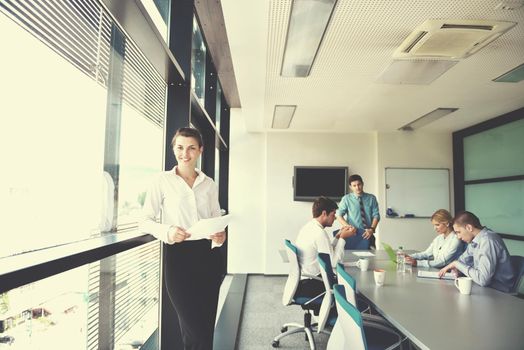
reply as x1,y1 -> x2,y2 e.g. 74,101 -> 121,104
399,108 -> 458,131
280,0 -> 337,77
272,105 -> 297,129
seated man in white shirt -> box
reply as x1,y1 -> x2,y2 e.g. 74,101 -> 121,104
294,196 -> 354,303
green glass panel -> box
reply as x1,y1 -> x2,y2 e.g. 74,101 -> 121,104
463,118 -> 524,181
504,239 -> 524,257
493,63 -> 524,83
465,180 -> 524,236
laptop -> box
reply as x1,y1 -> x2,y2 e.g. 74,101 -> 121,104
382,242 -> 397,263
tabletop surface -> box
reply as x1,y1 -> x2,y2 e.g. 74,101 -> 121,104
343,250 -> 524,350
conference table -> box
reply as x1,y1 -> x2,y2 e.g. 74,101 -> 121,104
343,250 -> 524,350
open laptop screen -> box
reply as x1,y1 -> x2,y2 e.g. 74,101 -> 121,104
382,242 -> 397,263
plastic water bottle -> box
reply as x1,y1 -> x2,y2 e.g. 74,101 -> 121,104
396,246 -> 405,273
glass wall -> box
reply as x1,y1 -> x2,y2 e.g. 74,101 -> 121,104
463,118 -> 524,181
456,113 -> 524,255
0,0 -> 165,252
0,4 -> 107,257
0,1 -> 165,348
191,16 -> 206,105
0,241 -> 160,350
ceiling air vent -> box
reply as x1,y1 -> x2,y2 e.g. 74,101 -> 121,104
394,19 -> 516,59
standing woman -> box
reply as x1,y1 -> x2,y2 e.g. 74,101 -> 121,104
140,127 -> 226,350
405,209 -> 464,268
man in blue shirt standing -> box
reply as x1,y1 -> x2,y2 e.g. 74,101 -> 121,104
439,211 -> 515,293
336,174 -> 380,250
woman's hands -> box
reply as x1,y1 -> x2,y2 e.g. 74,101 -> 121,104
167,227 -> 226,245
405,255 -> 417,266
210,231 -> 226,245
168,226 -> 191,244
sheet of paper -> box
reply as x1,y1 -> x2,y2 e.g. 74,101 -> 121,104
352,251 -> 375,257
417,270 -> 455,280
186,214 -> 232,239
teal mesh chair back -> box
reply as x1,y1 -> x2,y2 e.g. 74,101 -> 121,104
318,252 -> 337,286
317,253 -> 337,333
332,284 -> 367,350
336,263 -> 357,307
282,239 -> 300,306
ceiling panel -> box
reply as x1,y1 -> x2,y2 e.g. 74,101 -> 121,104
223,0 -> 524,132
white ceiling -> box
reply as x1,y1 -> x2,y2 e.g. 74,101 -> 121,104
221,0 -> 524,133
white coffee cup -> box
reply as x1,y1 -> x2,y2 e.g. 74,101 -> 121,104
356,258 -> 369,271
374,269 -> 386,286
454,277 -> 473,295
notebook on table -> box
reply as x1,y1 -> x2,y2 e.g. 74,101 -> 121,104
417,270 -> 455,280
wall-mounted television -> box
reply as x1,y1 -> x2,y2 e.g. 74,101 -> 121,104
293,166 -> 348,202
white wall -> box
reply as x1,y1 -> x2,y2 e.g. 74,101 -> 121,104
228,109 -> 266,273
228,117 -> 454,274
375,131 -> 454,251
264,132 -> 377,274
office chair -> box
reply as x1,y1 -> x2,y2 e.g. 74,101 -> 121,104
336,263 -> 371,314
336,263 -> 407,331
272,240 -> 324,349
327,284 -> 404,350
510,255 -> 524,297
316,253 -> 338,334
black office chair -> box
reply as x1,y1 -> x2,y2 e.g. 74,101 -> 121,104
510,255 -> 524,297
272,240 -> 324,349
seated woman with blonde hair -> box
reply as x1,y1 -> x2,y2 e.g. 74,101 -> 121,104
405,209 -> 464,268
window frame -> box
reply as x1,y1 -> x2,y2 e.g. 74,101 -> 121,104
453,107 -> 524,242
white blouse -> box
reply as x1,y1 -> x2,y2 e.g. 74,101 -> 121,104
410,232 -> 462,268
139,166 -> 222,246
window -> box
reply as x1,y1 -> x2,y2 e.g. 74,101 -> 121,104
0,1 -> 164,348
214,82 -> 223,184
191,16 -> 206,105
0,5 -> 107,257
454,111 -> 524,255
139,0 -> 171,42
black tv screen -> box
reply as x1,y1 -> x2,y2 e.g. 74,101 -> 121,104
293,166 -> 348,202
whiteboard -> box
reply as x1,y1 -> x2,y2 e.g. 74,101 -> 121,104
385,168 -> 450,218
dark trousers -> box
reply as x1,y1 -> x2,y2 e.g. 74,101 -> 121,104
164,240 -> 222,350
295,278 -> 325,315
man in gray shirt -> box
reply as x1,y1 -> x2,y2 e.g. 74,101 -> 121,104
439,211 -> 515,292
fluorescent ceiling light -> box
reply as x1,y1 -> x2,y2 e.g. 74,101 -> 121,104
281,0 -> 337,77
377,60 -> 458,85
399,108 -> 458,131
272,105 -> 297,129
493,62 -> 524,83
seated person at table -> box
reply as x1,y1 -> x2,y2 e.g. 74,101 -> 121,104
295,197 -> 353,301
336,174 -> 380,250
439,211 -> 515,292
405,209 -> 464,268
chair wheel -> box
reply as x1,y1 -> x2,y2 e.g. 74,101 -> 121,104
272,340 -> 280,348
280,326 -> 288,333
